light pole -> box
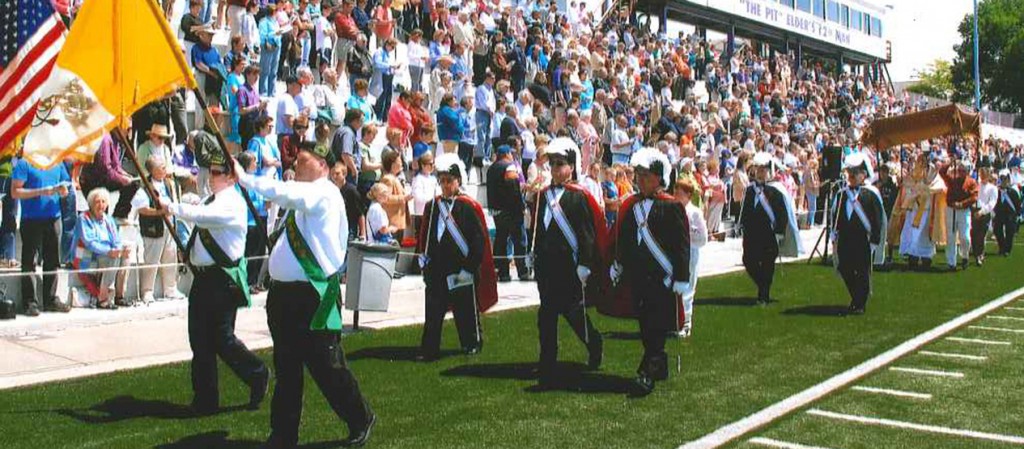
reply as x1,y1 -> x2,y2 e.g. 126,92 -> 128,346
973,0 -> 981,111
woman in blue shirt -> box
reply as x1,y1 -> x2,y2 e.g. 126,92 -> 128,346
257,7 -> 282,96
74,188 -> 129,310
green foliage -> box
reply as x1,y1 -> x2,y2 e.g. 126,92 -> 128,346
907,60 -> 954,100
950,0 -> 1024,112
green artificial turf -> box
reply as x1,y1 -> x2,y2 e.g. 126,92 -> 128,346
1,249 -> 1022,449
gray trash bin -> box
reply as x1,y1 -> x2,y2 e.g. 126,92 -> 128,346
345,242 -> 399,313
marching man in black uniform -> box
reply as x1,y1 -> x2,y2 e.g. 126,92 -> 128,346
235,146 -> 375,449
832,153 -> 886,315
609,148 -> 689,396
416,153 -> 499,361
162,156 -> 269,416
994,169 -> 1021,256
739,152 -> 792,305
530,138 -> 607,387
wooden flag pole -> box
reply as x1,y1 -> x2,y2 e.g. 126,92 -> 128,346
191,88 -> 270,251
111,127 -> 197,274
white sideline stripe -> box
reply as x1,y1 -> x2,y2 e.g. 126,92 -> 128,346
989,315 -> 1024,321
890,367 -> 964,378
806,409 -> 1024,444
850,386 -> 932,399
969,325 -> 1024,334
918,351 -> 988,361
677,284 -> 1024,449
1004,307 -> 1024,311
947,337 -> 1012,346
748,437 -> 835,449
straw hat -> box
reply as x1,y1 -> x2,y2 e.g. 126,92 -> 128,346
147,124 -> 172,139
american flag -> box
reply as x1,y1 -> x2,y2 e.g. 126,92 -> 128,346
0,0 -> 66,154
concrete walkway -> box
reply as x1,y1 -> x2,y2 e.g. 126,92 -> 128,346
0,229 -> 823,390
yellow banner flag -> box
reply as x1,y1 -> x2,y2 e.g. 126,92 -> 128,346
21,0 -> 197,169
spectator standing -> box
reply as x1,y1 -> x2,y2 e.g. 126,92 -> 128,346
12,157 -> 71,316
331,163 -> 366,241
474,72 -> 497,164
407,29 -> 429,92
237,152 -> 268,291
0,156 -> 18,268
378,149 -> 413,237
367,182 -> 397,244
371,38 -> 402,121
435,94 -> 462,154
236,65 -> 266,150
333,109 -> 364,185
258,5 -> 283,96
487,145 -> 530,282
357,123 -> 382,195
333,0 -> 360,77
972,167 -> 997,266
410,151 -> 438,234
131,156 -> 185,303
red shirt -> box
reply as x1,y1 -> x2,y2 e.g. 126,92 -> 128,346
388,101 -> 414,146
940,166 -> 979,209
334,12 -> 360,41
410,106 -> 433,145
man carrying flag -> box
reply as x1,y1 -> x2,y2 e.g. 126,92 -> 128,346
832,153 -> 886,315
415,153 -> 498,361
237,144 -> 375,448
530,138 -> 606,388
609,148 -> 689,397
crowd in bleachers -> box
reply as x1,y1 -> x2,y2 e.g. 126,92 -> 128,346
8,0 -> 1024,317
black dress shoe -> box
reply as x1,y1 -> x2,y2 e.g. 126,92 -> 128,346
463,345 -> 481,356
415,353 -> 439,362
44,302 -> 71,313
342,413 -> 377,448
24,305 -> 40,317
847,306 -> 865,316
259,436 -> 297,449
190,401 -> 218,416
249,369 -> 270,410
630,375 -> 655,397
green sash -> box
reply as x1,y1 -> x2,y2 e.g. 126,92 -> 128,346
277,211 -> 343,331
186,223 -> 251,307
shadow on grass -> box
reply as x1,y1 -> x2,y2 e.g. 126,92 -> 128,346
57,395 -> 245,423
782,305 -> 849,317
694,297 -> 760,307
347,346 -> 462,362
154,431 -> 343,449
604,331 -> 641,340
441,362 -> 634,394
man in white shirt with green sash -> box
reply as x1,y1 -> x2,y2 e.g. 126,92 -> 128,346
236,145 -> 376,449
162,158 -> 269,416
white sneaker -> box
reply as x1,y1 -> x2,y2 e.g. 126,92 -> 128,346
678,323 -> 692,338
142,292 -> 155,304
163,290 -> 186,301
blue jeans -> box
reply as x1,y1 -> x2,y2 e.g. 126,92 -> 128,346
806,193 -> 818,225
259,47 -> 281,96
0,178 -> 17,261
201,0 -> 213,24
474,111 -> 492,160
374,73 -> 394,121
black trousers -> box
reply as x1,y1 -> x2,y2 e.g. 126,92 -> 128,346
188,268 -> 267,407
970,213 -> 991,258
838,258 -> 871,310
20,218 -> 60,308
537,276 -> 601,376
634,282 -> 674,380
743,241 -> 778,301
267,281 -> 371,446
245,225 -> 267,286
421,276 -> 481,356
994,214 -> 1017,255
493,212 -> 528,278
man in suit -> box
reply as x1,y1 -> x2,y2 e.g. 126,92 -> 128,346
833,153 -> 885,315
993,169 -> 1021,256
739,153 -> 789,305
531,141 -> 605,387
417,153 -> 499,361
610,148 -> 690,396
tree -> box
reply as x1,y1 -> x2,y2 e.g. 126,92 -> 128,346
907,60 -> 954,100
950,0 -> 1024,113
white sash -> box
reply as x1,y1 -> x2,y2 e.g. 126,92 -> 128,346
755,186 -> 776,227
633,201 -> 673,287
545,189 -> 579,262
848,190 -> 872,234
438,201 -> 470,257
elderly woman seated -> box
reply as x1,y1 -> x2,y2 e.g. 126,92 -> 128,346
74,188 -> 131,309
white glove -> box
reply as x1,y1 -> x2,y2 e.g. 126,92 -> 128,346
418,254 -> 429,269
609,262 -> 622,285
870,243 -> 879,254
576,266 -> 591,286
456,269 -> 474,285
672,281 -> 689,296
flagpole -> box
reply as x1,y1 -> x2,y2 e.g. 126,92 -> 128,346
191,88 -> 270,251
111,127 -> 197,274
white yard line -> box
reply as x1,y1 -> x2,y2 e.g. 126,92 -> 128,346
890,367 -> 964,378
677,285 -> 1024,449
969,325 -> 1024,334
1003,307 -> 1024,312
748,437 -> 836,449
918,350 -> 988,361
806,409 -> 1024,444
988,315 -> 1024,322
947,336 -> 1012,346
850,386 -> 932,400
